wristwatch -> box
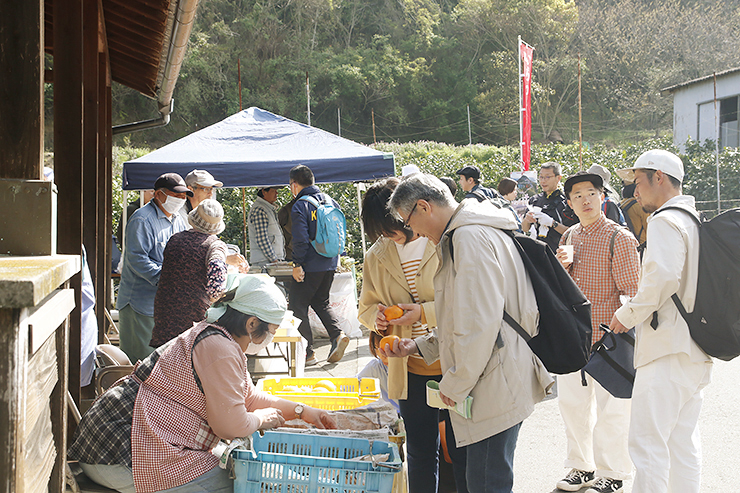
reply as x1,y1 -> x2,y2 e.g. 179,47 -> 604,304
294,404 -> 305,419
552,220 -> 560,228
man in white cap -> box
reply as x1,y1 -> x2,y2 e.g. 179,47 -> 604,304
151,199 -> 249,348
178,169 -> 224,224
118,173 -> 191,362
610,149 -> 711,493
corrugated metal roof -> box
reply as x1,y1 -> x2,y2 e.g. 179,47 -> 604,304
661,67 -> 740,95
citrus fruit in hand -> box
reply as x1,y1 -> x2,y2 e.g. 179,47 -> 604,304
379,334 -> 400,350
383,305 -> 404,320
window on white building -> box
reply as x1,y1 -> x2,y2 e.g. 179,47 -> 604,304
720,96 -> 739,149
696,96 -> 739,149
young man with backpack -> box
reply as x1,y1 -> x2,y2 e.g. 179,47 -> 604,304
288,165 -> 349,366
554,171 -> 640,493
384,173 -> 554,492
610,150 -> 712,493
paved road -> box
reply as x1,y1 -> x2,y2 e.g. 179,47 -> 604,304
304,332 -> 740,492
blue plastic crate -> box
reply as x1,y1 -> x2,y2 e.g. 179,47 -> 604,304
232,431 -> 401,493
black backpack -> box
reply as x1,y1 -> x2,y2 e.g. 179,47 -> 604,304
655,207 -> 740,361
449,229 -> 593,374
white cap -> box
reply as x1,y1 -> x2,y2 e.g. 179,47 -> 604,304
401,164 -> 420,176
616,149 -> 684,184
185,169 -> 223,188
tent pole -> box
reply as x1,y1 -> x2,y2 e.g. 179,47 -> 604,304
357,183 -> 366,258
241,188 -> 248,257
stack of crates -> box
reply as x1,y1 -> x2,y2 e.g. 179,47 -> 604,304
232,430 -> 401,493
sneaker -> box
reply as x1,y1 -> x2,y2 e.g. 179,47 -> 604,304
585,477 -> 623,493
305,355 -> 318,366
305,351 -> 318,366
326,332 -> 350,363
556,469 -> 595,491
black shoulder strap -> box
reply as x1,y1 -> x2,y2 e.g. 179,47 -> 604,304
653,205 -> 702,226
644,206 -> 700,331
448,228 -> 532,342
466,190 -> 487,202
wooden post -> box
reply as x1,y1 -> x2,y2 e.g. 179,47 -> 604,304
0,308 -> 23,491
54,0 -> 84,411
0,0 -> 44,180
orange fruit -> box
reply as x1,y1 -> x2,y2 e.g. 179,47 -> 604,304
384,305 -> 404,320
379,334 -> 400,350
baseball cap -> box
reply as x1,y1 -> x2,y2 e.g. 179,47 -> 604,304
616,149 -> 684,183
185,169 -> 224,188
154,173 -> 193,197
564,171 -> 604,198
455,165 -> 481,181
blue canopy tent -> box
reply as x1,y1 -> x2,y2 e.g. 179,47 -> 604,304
120,107 -> 395,255
122,107 -> 395,189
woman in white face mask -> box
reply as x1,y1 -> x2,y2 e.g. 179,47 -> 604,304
68,274 -> 336,493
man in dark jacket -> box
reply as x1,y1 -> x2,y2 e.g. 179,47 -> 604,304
288,165 -> 349,366
521,162 -> 578,252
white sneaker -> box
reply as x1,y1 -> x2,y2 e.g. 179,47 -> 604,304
556,469 -> 596,491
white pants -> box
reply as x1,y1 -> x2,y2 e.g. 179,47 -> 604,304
558,371 -> 632,480
629,353 -> 712,493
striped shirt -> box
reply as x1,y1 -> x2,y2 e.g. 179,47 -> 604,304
561,214 -> 640,346
395,238 -> 429,367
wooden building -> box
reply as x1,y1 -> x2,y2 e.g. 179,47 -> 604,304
0,0 -> 200,490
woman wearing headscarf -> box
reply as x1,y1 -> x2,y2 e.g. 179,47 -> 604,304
68,274 -> 335,493
150,198 -> 249,348
358,177 -> 468,493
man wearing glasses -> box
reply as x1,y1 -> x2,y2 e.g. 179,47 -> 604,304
521,162 -> 577,252
177,169 -> 224,225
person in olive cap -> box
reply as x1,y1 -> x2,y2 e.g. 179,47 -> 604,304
455,165 -> 500,200
117,172 -> 191,363
177,169 -> 224,224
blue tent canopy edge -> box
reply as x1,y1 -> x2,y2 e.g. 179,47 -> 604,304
122,107 -> 395,190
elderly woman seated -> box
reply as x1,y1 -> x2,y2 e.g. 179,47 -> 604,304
68,274 -> 335,493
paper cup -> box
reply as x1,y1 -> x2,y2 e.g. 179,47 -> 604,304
561,245 -> 574,263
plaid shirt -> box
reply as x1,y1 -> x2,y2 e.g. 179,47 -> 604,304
561,214 -> 640,346
249,207 -> 278,262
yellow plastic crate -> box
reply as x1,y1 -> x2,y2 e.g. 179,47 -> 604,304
256,377 -> 381,411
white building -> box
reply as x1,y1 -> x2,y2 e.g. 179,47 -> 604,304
662,68 -> 740,152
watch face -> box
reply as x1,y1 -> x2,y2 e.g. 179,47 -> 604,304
295,404 -> 304,417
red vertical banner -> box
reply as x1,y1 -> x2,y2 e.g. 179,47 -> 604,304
520,40 -> 534,171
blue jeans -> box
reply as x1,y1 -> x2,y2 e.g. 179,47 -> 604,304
399,372 -> 468,493
465,422 -> 522,493
79,463 -> 233,493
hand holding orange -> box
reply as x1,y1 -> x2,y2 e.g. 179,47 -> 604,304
383,305 -> 404,320
379,334 -> 400,350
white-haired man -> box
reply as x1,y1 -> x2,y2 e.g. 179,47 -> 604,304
384,173 -> 553,492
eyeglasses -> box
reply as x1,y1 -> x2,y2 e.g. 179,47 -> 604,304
194,185 -> 214,193
403,202 -> 418,229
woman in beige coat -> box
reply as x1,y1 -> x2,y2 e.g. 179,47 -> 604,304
358,178 -> 467,493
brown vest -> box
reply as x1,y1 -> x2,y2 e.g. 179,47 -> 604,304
151,230 -> 219,347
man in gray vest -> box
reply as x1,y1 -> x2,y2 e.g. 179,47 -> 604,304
248,187 -> 286,270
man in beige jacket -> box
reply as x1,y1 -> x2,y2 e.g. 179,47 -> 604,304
611,150 -> 712,493
385,173 -> 553,492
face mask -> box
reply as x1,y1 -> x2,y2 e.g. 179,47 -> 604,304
161,194 -> 186,214
245,331 -> 274,355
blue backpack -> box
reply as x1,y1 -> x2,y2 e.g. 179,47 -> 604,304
298,195 -> 346,258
